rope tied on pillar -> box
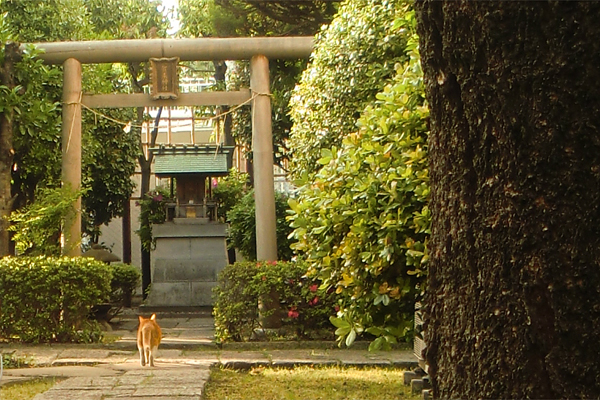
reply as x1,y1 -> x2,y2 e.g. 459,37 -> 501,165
63,91 -> 82,154
250,90 -> 272,140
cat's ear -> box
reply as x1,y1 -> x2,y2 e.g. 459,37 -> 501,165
139,315 -> 144,322
151,314 -> 157,321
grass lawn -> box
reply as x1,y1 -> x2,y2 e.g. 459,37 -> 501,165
0,377 -> 58,400
204,365 -> 420,400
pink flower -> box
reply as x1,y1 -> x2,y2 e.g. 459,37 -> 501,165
309,284 -> 318,292
270,260 -> 277,265
334,305 -> 340,312
288,279 -> 295,285
309,296 -> 319,306
288,309 -> 299,319
261,275 -> 266,281
153,194 -> 163,202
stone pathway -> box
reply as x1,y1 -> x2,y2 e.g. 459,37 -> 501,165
1,313 -> 417,399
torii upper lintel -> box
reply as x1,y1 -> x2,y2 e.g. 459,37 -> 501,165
23,36 -> 314,64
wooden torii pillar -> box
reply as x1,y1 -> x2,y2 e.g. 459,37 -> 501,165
61,58 -> 82,256
27,37 -> 313,260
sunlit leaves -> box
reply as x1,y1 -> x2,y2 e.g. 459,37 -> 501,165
8,185 -> 84,256
288,11 -> 430,348
0,1 -> 166,241
288,0 -> 413,178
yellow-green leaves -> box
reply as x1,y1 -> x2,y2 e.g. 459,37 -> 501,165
289,0 -> 414,178
288,10 -> 430,349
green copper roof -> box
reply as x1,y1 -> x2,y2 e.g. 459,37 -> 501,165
151,145 -> 234,176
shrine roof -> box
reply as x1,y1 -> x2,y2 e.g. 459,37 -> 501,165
151,145 -> 234,176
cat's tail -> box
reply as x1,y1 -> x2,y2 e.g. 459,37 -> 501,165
142,327 -> 153,360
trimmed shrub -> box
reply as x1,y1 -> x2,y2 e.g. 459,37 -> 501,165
0,256 -> 111,343
288,0 -> 412,178
213,260 -> 338,342
288,14 -> 429,350
227,190 -> 295,261
108,263 -> 141,307
212,168 -> 250,222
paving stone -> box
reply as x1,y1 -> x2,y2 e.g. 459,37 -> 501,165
221,360 -> 270,370
156,318 -> 184,329
57,349 -> 111,359
219,350 -> 269,362
51,358 -> 103,366
116,375 -> 151,385
269,349 -> 339,367
423,389 -> 432,400
177,329 -> 215,339
153,348 -> 182,359
271,360 -> 338,368
334,351 -> 393,367
411,378 -> 425,393
104,397 -> 200,400
386,351 -> 419,368
403,370 -> 420,385
133,386 -> 203,396
33,389 -> 104,400
119,321 -> 139,331
57,376 -> 118,388
176,318 -> 215,329
7,347 -> 59,366
108,350 -> 135,356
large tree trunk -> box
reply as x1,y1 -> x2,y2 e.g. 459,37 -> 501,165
416,2 -> 600,398
0,43 -> 20,257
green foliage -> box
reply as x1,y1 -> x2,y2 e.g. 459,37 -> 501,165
136,188 -> 172,252
212,168 -> 249,221
82,108 -> 138,241
1,1 -> 90,205
84,0 -> 170,39
179,0 -> 337,168
213,260 -> 337,342
288,0 -> 412,178
0,256 -> 111,343
288,19 -> 430,349
227,190 -> 295,261
179,0 -> 338,37
0,1 -> 167,243
1,0 -> 92,42
107,262 -> 140,305
1,32 -> 64,207
8,185 -> 83,256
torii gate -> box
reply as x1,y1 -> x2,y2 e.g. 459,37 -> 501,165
26,37 -> 313,261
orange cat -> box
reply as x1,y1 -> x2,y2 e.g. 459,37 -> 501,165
137,314 -> 162,367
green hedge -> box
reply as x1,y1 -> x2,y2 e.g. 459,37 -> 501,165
227,190 -> 296,261
213,260 -> 338,342
0,256 -> 111,343
108,263 -> 141,306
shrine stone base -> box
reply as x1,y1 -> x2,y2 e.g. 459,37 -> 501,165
145,220 -> 228,307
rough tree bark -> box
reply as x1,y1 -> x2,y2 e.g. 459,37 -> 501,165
0,43 -> 20,257
415,2 -> 600,398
